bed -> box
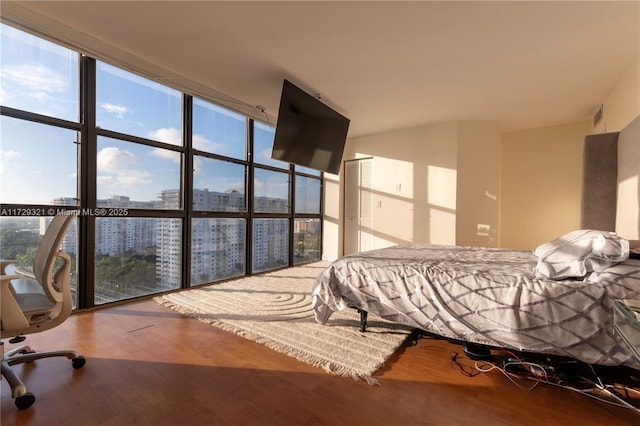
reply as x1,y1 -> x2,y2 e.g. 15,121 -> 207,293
312,115 -> 640,370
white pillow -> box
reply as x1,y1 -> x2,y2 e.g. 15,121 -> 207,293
584,259 -> 640,285
534,229 -> 629,280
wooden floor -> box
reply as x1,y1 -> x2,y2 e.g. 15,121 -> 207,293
2,298 -> 639,425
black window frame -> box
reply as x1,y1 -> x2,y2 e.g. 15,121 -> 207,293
0,24 -> 325,310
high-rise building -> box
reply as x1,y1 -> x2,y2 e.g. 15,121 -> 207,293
95,196 -> 158,256
54,189 -> 290,288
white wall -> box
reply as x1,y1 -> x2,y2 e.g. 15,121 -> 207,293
456,121 -> 501,247
597,55 -> 639,243
322,172 -> 341,261
593,56 -> 640,134
500,121 -> 590,250
500,54 -> 639,250
322,120 -> 501,259
326,55 -> 640,258
346,121 -> 459,252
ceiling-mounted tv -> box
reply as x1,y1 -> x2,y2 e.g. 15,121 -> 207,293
271,79 -> 350,175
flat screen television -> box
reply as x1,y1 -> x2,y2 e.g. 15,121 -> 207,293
271,79 -> 350,175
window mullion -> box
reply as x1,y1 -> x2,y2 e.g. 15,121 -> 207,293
78,55 -> 97,310
182,94 -> 193,289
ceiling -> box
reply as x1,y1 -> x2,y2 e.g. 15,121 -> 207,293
2,1 -> 639,138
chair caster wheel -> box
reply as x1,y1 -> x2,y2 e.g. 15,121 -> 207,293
72,356 -> 86,369
15,392 -> 35,410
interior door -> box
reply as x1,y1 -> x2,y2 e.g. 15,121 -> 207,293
344,158 -> 373,255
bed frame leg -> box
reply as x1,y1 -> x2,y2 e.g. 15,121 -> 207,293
358,309 -> 368,332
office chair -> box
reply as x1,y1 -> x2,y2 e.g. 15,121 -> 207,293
1,212 -> 86,410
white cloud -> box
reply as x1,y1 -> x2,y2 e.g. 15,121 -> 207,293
96,175 -> 115,185
96,173 -> 151,187
101,102 -> 130,119
193,134 -> 225,154
97,146 -> 136,173
150,148 -> 181,164
0,150 -> 22,172
1,64 -> 68,108
2,64 -> 66,94
96,147 -> 152,187
148,127 -> 181,145
0,149 -> 22,162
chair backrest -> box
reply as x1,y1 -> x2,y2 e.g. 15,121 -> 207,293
33,212 -> 76,288
1,212 -> 77,336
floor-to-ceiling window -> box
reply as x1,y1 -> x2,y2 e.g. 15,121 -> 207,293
293,171 -> 322,264
0,24 -> 323,310
0,24 -> 81,306
93,61 -> 184,304
190,98 -> 248,285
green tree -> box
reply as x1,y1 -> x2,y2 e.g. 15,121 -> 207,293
15,247 -> 38,274
95,252 -> 157,297
0,228 -> 40,261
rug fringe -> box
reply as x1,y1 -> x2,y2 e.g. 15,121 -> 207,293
155,296 -> 385,385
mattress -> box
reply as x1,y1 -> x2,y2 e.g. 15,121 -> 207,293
311,243 -> 640,369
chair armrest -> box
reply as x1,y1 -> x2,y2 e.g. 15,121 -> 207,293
1,275 -> 31,332
0,272 -> 25,294
0,274 -> 23,283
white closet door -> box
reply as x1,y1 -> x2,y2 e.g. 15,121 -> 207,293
344,158 -> 373,255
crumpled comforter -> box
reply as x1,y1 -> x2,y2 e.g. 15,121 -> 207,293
311,244 -> 640,369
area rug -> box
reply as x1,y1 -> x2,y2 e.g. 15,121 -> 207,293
155,261 -> 413,384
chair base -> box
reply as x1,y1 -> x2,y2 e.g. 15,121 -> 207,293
2,343 -> 86,410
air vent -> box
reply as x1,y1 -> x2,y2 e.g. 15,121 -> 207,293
593,104 -> 603,128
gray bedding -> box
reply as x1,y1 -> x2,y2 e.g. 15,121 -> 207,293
311,244 -> 640,369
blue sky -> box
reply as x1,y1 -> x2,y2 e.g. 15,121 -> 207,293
1,24 -> 78,205
0,24 -> 318,211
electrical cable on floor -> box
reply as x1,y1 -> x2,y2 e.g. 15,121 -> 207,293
414,335 -> 640,413
577,375 -> 640,413
474,359 -> 640,414
474,361 -> 540,391
417,344 -> 481,377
